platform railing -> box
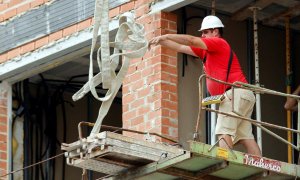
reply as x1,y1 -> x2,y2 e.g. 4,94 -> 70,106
194,74 -> 300,152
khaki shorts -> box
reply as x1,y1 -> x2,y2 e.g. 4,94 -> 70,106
215,88 -> 256,144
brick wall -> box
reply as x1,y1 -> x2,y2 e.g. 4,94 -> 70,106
122,3 -> 178,142
0,0 -> 180,163
0,1 -> 135,64
0,0 -> 50,22
0,83 -> 8,176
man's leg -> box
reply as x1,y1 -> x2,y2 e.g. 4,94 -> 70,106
218,134 -> 234,149
238,139 -> 261,156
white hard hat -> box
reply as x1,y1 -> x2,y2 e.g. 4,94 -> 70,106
199,15 -> 224,31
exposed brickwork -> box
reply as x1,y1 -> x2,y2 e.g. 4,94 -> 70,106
0,84 -> 8,177
0,0 -> 51,23
109,7 -> 120,19
122,9 -> 178,142
0,0 -> 125,64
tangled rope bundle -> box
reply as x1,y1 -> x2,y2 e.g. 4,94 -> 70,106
72,0 -> 148,136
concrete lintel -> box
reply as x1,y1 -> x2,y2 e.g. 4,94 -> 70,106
150,0 -> 198,14
0,18 -> 119,84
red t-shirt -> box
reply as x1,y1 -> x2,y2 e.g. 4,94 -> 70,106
190,37 -> 247,95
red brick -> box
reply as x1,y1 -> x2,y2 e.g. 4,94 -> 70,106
0,125 -> 6,134
30,0 -> 44,8
148,110 -> 161,120
162,118 -> 177,128
154,19 -> 168,29
0,116 -> 7,125
170,110 -> 178,119
62,24 -> 77,37
20,42 -> 35,54
136,124 -> 145,132
0,152 -> 7,160
162,108 -> 170,116
0,134 -> 6,142
146,73 -> 160,85
141,67 -> 153,77
162,125 -> 169,135
17,3 -> 30,14
0,3 -> 8,11
0,100 -> 6,107
123,11 -> 178,141
0,107 -> 6,116
120,1 -> 134,13
137,87 -> 151,98
161,83 -> 176,93
123,109 -> 137,120
134,0 -> 152,8
0,14 -> 4,22
161,91 -> 170,100
131,98 -> 144,109
156,12 -> 177,22
8,0 -> 21,7
127,65 -> 138,74
131,115 -> 144,126
135,4 -> 149,18
122,104 -> 129,112
168,21 -> 177,30
130,79 -> 144,90
136,15 -> 153,24
161,63 -> 177,75
35,36 -> 48,49
123,93 -> 135,104
162,100 -> 177,111
7,47 -> 20,60
128,72 -> 141,83
0,53 -> 8,63
0,161 -> 7,170
137,106 -> 150,116
109,7 -> 120,19
4,8 -> 16,20
77,19 -> 91,31
161,47 -> 177,57
49,30 -> 62,42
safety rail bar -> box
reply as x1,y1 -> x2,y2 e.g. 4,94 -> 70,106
194,74 -> 300,151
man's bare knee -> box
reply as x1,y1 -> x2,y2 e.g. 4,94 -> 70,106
218,134 -> 233,149
238,139 -> 261,156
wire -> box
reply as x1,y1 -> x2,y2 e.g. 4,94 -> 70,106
0,153 -> 64,178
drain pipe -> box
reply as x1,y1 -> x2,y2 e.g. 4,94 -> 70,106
285,16 -> 292,163
250,7 -> 262,151
211,0 -> 216,15
210,0 -> 216,145
247,18 -> 253,85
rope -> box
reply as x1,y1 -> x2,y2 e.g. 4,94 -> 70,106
0,153 -> 64,178
72,0 -> 148,136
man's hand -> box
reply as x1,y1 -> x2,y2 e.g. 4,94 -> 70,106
148,35 -> 167,50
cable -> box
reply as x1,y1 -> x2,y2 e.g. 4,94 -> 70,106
0,153 -> 64,178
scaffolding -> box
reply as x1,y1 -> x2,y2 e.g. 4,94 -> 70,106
61,74 -> 300,179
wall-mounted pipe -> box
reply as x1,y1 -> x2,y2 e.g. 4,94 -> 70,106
285,16 -> 292,164
250,7 -> 262,151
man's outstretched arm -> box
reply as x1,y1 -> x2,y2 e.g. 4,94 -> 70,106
149,34 -> 206,56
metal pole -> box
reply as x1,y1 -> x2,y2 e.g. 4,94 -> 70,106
250,7 -> 262,151
298,100 -> 300,164
208,0 -> 217,145
194,74 -> 206,141
210,104 -> 217,145
211,0 -> 216,15
285,16 -> 292,163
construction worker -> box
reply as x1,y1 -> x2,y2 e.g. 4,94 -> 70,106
285,85 -> 300,111
148,15 -> 261,156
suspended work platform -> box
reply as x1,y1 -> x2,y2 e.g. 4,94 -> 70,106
62,131 -> 300,180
